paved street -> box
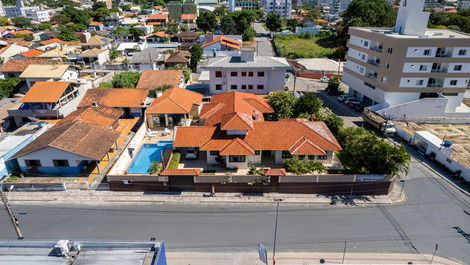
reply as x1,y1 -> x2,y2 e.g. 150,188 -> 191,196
254,22 -> 276,57
1,153 -> 469,263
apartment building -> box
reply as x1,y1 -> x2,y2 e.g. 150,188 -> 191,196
4,0 -> 50,22
261,0 -> 292,18
204,47 -> 290,95
343,0 -> 470,121
228,0 -> 258,12
457,0 -> 470,9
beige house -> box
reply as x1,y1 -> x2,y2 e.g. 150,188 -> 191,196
19,64 -> 79,89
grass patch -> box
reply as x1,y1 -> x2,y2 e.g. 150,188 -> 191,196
274,35 -> 337,58
167,152 -> 181,170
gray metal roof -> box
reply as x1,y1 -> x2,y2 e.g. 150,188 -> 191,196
204,55 -> 290,70
129,48 -> 163,64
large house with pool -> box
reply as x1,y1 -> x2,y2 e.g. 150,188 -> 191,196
173,92 -> 342,169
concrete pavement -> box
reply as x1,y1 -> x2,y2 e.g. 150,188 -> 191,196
254,22 -> 276,57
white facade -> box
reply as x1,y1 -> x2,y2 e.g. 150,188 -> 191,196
261,0 -> 292,18
0,44 -> 29,63
457,0 -> 470,9
4,0 -> 50,22
24,69 -> 79,89
17,147 -> 92,169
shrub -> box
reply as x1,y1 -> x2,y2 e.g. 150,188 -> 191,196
167,152 -> 181,170
283,157 -> 327,175
148,161 -> 163,175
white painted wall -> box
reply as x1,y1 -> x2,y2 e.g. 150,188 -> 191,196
443,78 -> 469,88
349,35 -> 370,49
399,77 -> 429,88
347,48 -> 368,62
225,156 -> 248,169
344,61 -> 365,76
206,151 -> 218,165
209,69 -> 286,95
17,147 -> 92,168
452,47 -> 470,58
447,63 -> 470,73
406,47 -> 437,58
402,62 -> 433,73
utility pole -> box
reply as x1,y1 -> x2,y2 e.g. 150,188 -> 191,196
430,243 -> 438,264
272,199 -> 283,265
342,240 -> 347,264
0,183 -> 24,240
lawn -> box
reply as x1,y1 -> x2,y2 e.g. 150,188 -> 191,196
273,35 -> 337,59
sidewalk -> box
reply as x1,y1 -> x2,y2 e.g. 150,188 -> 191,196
7,182 -> 405,205
166,252 -> 463,265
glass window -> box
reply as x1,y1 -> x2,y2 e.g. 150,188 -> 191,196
450,80 -> 458,86
215,84 -> 222,90
387,48 -> 393,54
255,150 -> 261,155
419,65 -> 427,71
308,155 -> 315,160
423,49 -> 431,55
248,72 -> 254,77
458,49 -> 467,56
282,151 -> 292,158
257,85 -> 264,89
241,72 -> 247,76
230,72 -> 238,77
257,71 -> 265,77
298,155 -> 305,160
317,155 -> 327,160
53,160 -> 69,167
210,151 -> 219,156
231,85 -> 237,90
25,160 -> 41,167
453,65 -> 462,71
241,85 -> 247,89
229,156 -> 246,162
416,80 -> 424,86
248,85 -> 253,89
215,71 -> 222,78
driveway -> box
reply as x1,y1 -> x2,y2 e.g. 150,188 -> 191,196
253,22 -> 276,57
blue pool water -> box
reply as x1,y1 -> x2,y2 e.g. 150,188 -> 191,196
126,141 -> 173,174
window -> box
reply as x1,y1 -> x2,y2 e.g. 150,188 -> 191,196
361,54 -> 366,60
257,71 -> 265,77
215,71 -> 222,78
364,41 -> 368,47
281,151 -> 292,158
359,68 -> 364,73
308,155 -> 315,160
317,155 -> 327,160
255,150 -> 261,155
248,72 -> 254,77
419,65 -> 428,71
230,72 -> 238,77
248,85 -> 253,89
387,48 -> 393,54
231,85 -> 237,90
458,49 -> 467,56
241,85 -> 247,89
423,49 -> 431,56
298,155 -> 305,160
53,160 -> 69,167
210,151 -> 219,156
453,65 -> 462,71
450,80 -> 458,86
416,80 -> 424,86
215,84 -> 222,90
241,72 -> 247,76
257,85 -> 264,89
385,63 -> 390,69
25,160 -> 41,167
229,155 -> 246,162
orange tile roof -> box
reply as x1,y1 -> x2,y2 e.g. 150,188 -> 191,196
200,92 -> 273,126
151,32 -> 168,38
181,13 -> 197,20
147,13 -> 168,20
201,36 -> 241,49
315,18 -> 328,24
89,21 -> 103,26
40,38 -> 68,46
264,168 -> 286,176
160,169 -> 200,176
220,112 -> 254,130
57,105 -> 123,128
174,126 -> 217,148
146,87 -> 202,114
0,58 -> 49,73
136,70 -> 183,90
18,49 -> 44,58
21,82 -> 71,103
289,137 -> 326,155
11,30 -> 34,35
79,88 -> 148,108
220,138 -> 255,156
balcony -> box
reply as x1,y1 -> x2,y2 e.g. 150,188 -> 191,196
430,68 -> 448,73
367,59 -> 380,67
365,72 -> 378,80
435,52 -> 452,58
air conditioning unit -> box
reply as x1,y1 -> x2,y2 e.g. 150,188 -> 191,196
53,240 -> 71,256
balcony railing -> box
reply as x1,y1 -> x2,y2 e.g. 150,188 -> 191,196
426,83 -> 444,88
430,68 -> 448,73
369,46 -> 383,53
367,59 -> 380,67
435,53 -> 452,58
365,73 -> 378,80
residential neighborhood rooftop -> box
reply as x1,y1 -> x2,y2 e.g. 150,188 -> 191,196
79,88 -> 149,108
0,58 -> 49,73
147,87 -> 203,114
19,64 -> 70,78
136,70 -> 183,90
21,82 -> 72,103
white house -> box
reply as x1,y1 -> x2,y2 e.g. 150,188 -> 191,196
0,43 -> 29,63
204,47 -> 290,95
79,48 -> 110,66
19,64 -> 79,89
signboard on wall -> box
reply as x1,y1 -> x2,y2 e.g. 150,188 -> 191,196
356,174 -> 385,182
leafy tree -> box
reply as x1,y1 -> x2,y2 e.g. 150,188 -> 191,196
98,82 -> 113,88
294,92 -> 323,116
315,107 -> 344,135
11,17 -> 32,28
242,26 -> 256,41
337,127 -> 410,176
92,1 -> 107,11
286,19 -> 298,31
180,24 -> 189,32
266,92 -> 297,119
0,18 -> 11,26
92,7 -> 110,22
148,161 -> 163,175
109,47 -> 119,60
220,15 -> 236,35
428,9 -> 470,33
189,44 -> 203,71
326,76 -> 341,95
57,32 -> 79,41
129,27 -> 145,40
14,34 -> 34,41
38,23 -> 52,30
283,157 -> 327,175
343,0 -> 395,27
111,72 -> 142,88
306,8 -> 321,22
165,24 -> 179,35
214,5 -> 227,17
149,84 -> 173,97
112,27 -> 129,34
0,78 -> 21,99
53,6 -> 90,26
196,12 -> 217,33
266,13 -> 282,32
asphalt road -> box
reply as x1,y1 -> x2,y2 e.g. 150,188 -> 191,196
253,22 -> 276,57
1,153 -> 469,263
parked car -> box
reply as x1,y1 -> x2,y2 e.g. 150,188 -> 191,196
185,149 -> 198,160
320,76 -> 329,83
337,95 -> 349,102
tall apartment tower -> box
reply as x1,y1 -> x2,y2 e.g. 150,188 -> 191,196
0,1 -> 4,17
343,0 -> 470,121
261,0 -> 292,18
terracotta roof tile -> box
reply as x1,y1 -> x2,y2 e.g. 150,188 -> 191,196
160,169 -> 200,176
173,126 -> 216,148
56,105 -> 123,128
220,138 -> 255,155
289,137 -> 326,155
220,112 -> 254,131
147,13 -> 168,20
21,82 -> 71,103
0,59 -> 49,73
181,13 -> 197,20
79,88 -> 148,108
264,168 -> 287,176
146,87 -> 202,114
11,30 -> 34,35
18,49 -> 44,58
136,70 -> 183,90
201,36 -> 241,48
39,38 -> 68,46
165,51 -> 190,63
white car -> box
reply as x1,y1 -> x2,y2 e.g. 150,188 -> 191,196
185,149 -> 198,160
320,76 -> 329,83
337,95 -> 348,102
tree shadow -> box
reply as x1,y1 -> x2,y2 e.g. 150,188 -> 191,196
316,193 -> 372,206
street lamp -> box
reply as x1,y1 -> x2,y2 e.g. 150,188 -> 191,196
272,198 -> 283,265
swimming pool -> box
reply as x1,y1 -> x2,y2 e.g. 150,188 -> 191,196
126,141 -> 173,174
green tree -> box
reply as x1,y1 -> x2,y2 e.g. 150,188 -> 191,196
92,7 -> 110,22
129,27 -> 145,40
343,0 -> 395,27
57,32 -> 79,41
0,18 -> 10,26
220,15 -> 236,35
98,82 -> 113,88
92,1 -> 107,10
180,24 -> 189,32
294,92 -> 323,116
266,92 -> 297,119
165,24 -> 179,35
306,8 -> 321,22
14,34 -> 34,41
315,107 -> 344,135
283,157 -> 327,175
148,161 -> 163,175
111,72 -> 142,88
149,84 -> 173,97
109,47 -> 119,60
286,19 -> 298,31
337,127 -> 410,176
38,23 -> 52,30
189,44 -> 203,71
0,78 -> 21,99
11,17 -> 32,28
214,5 -> 227,17
266,13 -> 282,32
242,26 -> 256,41
326,76 -> 341,95
196,11 -> 217,33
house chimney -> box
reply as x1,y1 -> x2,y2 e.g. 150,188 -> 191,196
253,110 -> 260,121
241,47 -> 255,62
